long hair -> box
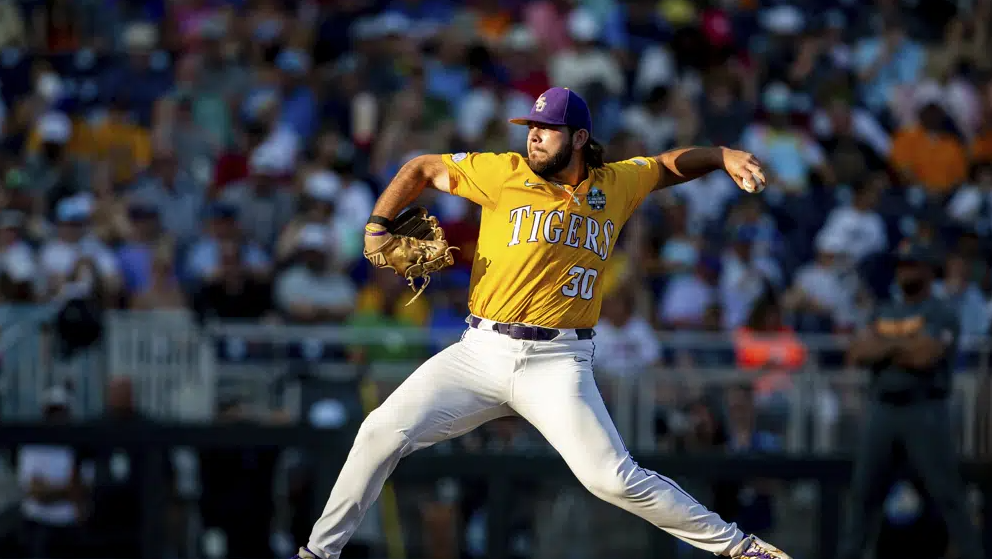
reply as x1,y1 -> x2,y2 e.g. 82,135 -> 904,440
568,127 -> 606,168
584,138 -> 606,169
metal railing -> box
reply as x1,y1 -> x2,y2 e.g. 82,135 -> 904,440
1,308 -> 990,457
107,310 -> 215,422
0,302 -> 106,420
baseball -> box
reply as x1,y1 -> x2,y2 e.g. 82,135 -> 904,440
742,172 -> 765,193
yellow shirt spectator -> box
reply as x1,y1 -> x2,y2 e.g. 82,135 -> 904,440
82,111 -> 152,185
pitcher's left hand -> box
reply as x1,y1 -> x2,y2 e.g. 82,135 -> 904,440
722,148 -> 766,193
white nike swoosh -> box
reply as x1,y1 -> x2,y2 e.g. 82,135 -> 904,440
524,180 -> 545,187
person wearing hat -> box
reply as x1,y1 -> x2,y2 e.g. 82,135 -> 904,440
275,171 -> 340,264
782,229 -> 858,332
841,241 -> 985,559
40,194 -> 121,299
273,223 -> 356,324
297,86 -> 788,559
220,145 -> 296,249
23,112 -> 91,199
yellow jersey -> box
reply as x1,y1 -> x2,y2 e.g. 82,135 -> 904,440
441,151 -> 661,329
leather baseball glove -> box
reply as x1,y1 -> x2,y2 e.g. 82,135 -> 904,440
363,206 -> 458,305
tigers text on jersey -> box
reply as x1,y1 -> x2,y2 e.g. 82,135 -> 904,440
441,151 -> 661,329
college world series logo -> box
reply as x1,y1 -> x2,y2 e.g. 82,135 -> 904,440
587,187 -> 606,211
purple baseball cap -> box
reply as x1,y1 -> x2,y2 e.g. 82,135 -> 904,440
508,87 -> 592,133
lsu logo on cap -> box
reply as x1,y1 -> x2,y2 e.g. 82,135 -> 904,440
535,95 -> 547,112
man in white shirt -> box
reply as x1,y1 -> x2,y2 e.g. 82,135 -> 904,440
783,230 -> 860,332
17,386 -> 83,558
39,195 -> 121,299
816,177 -> 888,264
274,224 -> 356,324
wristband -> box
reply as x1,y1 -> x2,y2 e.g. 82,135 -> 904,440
364,225 -> 389,237
367,215 -> 393,231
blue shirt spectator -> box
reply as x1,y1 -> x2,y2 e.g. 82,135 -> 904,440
854,17 -> 925,115
276,50 -> 318,141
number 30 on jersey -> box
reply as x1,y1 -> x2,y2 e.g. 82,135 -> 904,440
562,266 -> 599,300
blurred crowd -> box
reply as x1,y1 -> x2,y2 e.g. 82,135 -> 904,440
1,0 -> 991,353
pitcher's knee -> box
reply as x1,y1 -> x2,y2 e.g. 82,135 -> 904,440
579,469 -> 632,501
353,408 -> 411,459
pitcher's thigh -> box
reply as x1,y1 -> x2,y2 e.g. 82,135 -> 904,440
361,340 -> 508,452
512,359 -> 630,487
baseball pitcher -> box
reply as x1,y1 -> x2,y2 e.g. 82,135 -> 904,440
292,87 -> 786,559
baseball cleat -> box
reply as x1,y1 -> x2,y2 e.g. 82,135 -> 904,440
291,547 -> 320,559
732,535 -> 791,559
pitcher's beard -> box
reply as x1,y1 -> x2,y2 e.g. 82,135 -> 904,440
528,145 -> 573,179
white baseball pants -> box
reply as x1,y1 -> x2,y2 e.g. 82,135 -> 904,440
308,323 -> 746,558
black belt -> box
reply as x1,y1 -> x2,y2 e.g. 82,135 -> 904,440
469,316 -> 594,341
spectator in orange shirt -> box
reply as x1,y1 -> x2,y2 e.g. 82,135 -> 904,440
890,101 -> 968,196
733,295 -> 807,429
473,0 -> 513,44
